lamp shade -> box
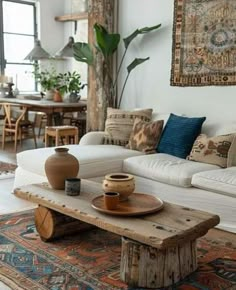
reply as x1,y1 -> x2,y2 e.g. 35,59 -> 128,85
55,36 -> 75,58
24,40 -> 51,60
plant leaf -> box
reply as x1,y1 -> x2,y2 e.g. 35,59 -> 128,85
94,23 -> 120,57
73,42 -> 94,65
123,23 -> 161,49
127,57 -> 150,74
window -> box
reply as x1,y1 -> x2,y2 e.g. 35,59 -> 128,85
0,0 -> 37,93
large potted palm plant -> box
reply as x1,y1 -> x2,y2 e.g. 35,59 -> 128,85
73,22 -> 161,108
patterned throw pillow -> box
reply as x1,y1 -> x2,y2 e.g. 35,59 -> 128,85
157,113 -> 206,159
126,119 -> 164,153
188,134 -> 236,168
103,108 -> 153,146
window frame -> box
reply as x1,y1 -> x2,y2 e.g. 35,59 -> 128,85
0,0 -> 37,90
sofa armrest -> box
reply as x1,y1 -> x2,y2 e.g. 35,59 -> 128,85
79,131 -> 105,145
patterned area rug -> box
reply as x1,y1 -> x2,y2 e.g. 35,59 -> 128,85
0,161 -> 17,180
0,210 -> 235,290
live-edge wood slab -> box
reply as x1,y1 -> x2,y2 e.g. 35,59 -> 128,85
14,180 -> 220,250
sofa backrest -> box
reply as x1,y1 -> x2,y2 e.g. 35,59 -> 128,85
152,111 -> 236,137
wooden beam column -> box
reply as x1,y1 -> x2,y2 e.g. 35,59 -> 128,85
87,0 -> 117,131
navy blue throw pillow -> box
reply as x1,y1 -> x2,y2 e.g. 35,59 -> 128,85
157,113 -> 206,159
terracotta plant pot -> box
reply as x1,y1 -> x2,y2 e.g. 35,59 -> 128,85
53,90 -> 63,102
102,173 -> 135,201
45,147 -> 79,190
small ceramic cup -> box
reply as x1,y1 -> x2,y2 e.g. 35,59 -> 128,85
65,178 -> 81,196
104,191 -> 120,210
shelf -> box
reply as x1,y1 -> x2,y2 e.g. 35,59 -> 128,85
55,12 -> 88,22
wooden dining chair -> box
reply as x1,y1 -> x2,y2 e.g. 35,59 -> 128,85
1,103 -> 37,152
0,104 -> 5,120
37,112 -> 47,138
62,111 -> 87,140
70,112 -> 87,139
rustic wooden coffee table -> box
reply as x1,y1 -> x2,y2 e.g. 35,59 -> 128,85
14,180 -> 220,288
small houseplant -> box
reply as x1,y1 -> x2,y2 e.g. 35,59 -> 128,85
33,64 -> 59,100
73,22 -> 161,108
56,71 -> 85,102
33,65 -> 84,102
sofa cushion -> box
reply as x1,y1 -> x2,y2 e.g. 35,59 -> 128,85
188,134 -> 236,168
103,107 -> 153,146
192,167 -> 236,198
123,153 -> 219,187
17,145 -> 144,179
157,113 -> 206,159
126,119 -> 164,154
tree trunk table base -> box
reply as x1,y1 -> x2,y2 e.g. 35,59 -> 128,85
14,182 -> 220,288
35,206 -> 198,288
120,237 -> 197,288
34,205 -> 93,242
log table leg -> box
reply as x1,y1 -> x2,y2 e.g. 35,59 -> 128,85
120,237 -> 198,288
34,205 -> 93,242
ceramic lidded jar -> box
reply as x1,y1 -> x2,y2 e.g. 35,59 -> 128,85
45,147 -> 79,190
102,173 -> 135,201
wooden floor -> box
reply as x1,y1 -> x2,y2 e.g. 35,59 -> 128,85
0,138 -> 44,215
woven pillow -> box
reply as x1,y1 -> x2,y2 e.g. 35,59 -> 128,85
103,108 -> 153,146
188,134 -> 236,168
126,119 -> 164,153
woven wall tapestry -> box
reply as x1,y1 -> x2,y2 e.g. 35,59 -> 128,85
171,0 -> 236,86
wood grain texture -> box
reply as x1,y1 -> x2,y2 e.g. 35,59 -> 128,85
120,237 -> 198,288
55,12 -> 88,22
34,205 -> 92,241
14,180 -> 220,250
87,0 -> 117,131
91,193 -> 164,216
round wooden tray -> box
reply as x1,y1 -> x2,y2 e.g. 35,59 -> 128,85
91,193 -> 164,216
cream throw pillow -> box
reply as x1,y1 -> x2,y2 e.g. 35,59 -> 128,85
188,134 -> 236,168
103,108 -> 153,146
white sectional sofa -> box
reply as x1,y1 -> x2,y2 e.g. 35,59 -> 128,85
14,117 -> 236,234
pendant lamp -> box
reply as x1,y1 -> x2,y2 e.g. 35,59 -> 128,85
24,40 -> 51,60
55,36 -> 75,58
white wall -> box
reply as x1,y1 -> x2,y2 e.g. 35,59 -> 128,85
39,0 -> 65,55
38,0 -> 65,73
39,0 -> 88,97
118,0 -> 236,123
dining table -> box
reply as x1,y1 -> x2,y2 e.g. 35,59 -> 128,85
0,96 -> 87,126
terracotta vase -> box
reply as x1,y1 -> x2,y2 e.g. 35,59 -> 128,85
53,90 -> 63,102
45,147 -> 79,190
102,173 -> 135,201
